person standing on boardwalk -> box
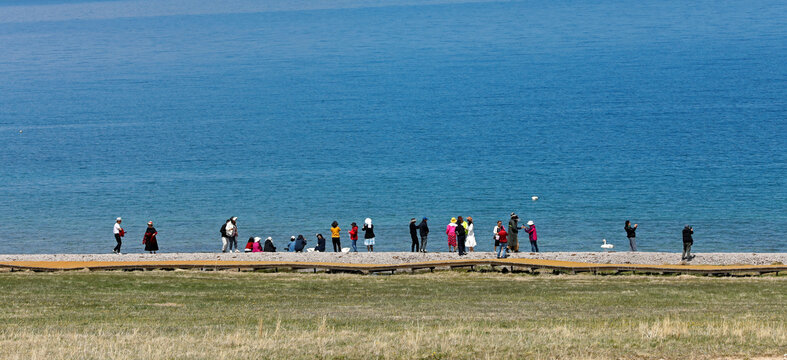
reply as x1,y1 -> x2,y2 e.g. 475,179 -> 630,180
113,217 -> 124,254
417,217 -> 429,253
362,218 -> 375,252
496,226 -> 508,259
682,225 -> 694,260
524,220 -> 538,252
465,217 -> 476,252
456,216 -> 467,256
409,218 -> 420,252
508,213 -> 521,252
625,220 -> 638,251
330,221 -> 342,252
349,222 -> 359,252
446,218 -> 458,252
143,221 -> 158,254
493,220 -> 502,253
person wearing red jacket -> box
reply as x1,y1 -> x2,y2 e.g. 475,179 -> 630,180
348,222 -> 359,252
524,220 -> 538,252
496,226 -> 508,259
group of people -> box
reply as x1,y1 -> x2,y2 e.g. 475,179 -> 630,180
491,213 -> 538,258
112,217 -> 159,254
283,218 -> 376,252
110,215 -> 695,259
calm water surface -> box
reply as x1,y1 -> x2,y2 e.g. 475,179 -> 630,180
0,0 -> 785,253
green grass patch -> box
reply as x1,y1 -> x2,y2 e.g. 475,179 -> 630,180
0,271 -> 784,359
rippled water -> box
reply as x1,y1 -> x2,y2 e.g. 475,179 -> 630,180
0,0 -> 785,253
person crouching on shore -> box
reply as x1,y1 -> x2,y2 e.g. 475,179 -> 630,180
362,218 -> 375,252
315,234 -> 326,252
295,235 -> 307,252
287,236 -> 296,252
251,237 -> 263,252
263,237 -> 276,252
143,221 -> 158,254
244,237 -> 254,252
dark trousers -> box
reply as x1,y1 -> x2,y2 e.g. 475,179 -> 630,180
420,235 -> 428,252
411,236 -> 419,252
457,235 -> 466,255
332,238 -> 341,252
114,234 -> 122,253
682,242 -> 693,260
530,240 -> 539,252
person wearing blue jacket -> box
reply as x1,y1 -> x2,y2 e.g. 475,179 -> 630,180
294,235 -> 307,252
287,236 -> 296,252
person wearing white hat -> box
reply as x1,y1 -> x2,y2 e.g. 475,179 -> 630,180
112,217 -> 124,254
143,221 -> 158,254
524,220 -> 538,252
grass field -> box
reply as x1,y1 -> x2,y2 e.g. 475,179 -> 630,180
0,270 -> 784,359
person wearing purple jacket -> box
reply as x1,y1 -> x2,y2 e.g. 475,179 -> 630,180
524,220 -> 538,252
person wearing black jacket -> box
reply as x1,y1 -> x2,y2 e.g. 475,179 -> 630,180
417,217 -> 429,253
625,220 -> 638,251
456,216 -> 467,256
263,237 -> 276,252
682,225 -> 694,260
362,218 -> 375,252
409,218 -> 420,252
315,234 -> 326,252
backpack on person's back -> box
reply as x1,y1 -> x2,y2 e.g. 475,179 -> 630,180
220,222 -> 228,237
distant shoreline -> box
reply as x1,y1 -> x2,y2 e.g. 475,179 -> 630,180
1,251 -> 784,266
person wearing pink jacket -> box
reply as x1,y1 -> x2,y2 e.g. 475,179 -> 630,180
446,217 -> 458,252
524,220 -> 538,252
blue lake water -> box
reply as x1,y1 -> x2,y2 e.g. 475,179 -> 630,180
0,0 -> 785,254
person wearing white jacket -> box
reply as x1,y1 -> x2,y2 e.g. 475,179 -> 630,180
224,217 -> 239,253
465,217 -> 476,252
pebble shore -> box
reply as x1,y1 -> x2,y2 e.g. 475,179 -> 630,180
0,252 -> 784,266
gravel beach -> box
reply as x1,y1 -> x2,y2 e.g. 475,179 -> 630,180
0,252 -> 784,266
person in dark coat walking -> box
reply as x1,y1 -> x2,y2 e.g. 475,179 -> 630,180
417,217 -> 429,253
625,220 -> 638,251
409,218 -> 420,252
682,225 -> 694,260
143,221 -> 158,254
456,216 -> 467,256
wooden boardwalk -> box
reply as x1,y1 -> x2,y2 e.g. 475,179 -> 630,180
1,258 -> 785,275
